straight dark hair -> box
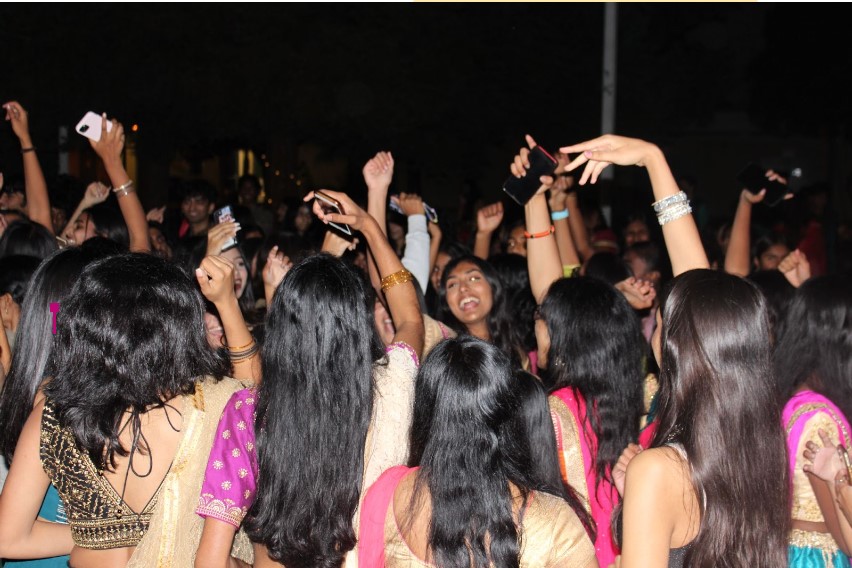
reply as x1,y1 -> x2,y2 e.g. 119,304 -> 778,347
438,255 -> 525,368
652,269 -> 789,567
541,276 -> 645,486
407,336 -> 523,567
245,253 -> 384,567
45,253 -> 227,470
0,243 -> 118,463
773,275 -> 852,420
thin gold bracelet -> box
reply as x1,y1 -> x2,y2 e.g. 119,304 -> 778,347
227,339 -> 256,352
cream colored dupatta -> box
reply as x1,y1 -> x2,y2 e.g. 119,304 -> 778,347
128,376 -> 253,568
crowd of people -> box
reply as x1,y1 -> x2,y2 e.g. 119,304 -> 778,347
0,101 -> 850,568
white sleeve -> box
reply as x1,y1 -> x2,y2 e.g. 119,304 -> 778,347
400,214 -> 430,294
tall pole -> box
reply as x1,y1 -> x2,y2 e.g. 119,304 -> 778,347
600,3 -> 617,182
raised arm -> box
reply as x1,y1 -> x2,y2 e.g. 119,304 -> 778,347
549,160 -> 581,271
90,115 -> 150,252
3,102 -> 53,234
61,182 -> 110,242
395,193 -> 431,294
510,136 -> 562,303
196,256 -> 260,383
473,202 -> 504,260
427,220 -> 442,276
307,189 -> 424,359
563,135 -> 709,276
363,151 -> 395,291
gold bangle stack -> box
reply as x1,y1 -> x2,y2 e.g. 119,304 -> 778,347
381,268 -> 415,292
228,339 -> 259,362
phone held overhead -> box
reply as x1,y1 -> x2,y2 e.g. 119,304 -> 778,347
503,145 -> 558,206
75,112 -> 113,142
736,162 -> 789,208
314,191 -> 352,236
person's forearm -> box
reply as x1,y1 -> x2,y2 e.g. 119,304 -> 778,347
0,520 -> 73,559
367,185 -> 389,239
724,198 -> 752,277
428,228 -> 442,276
553,215 -> 580,268
473,230 -> 493,260
401,215 -> 430,294
828,482 -> 852,554
525,194 -> 562,303
362,219 -> 423,354
643,146 -> 709,275
103,158 -> 150,252
215,297 -> 259,383
19,138 -> 53,234
566,195 -> 593,261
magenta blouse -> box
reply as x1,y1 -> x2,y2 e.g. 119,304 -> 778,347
195,342 -> 420,528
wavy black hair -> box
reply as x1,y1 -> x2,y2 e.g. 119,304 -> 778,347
44,253 -> 227,470
245,253 -> 384,567
774,275 -> 852,421
0,240 -> 122,463
652,269 -> 788,566
490,254 -> 537,353
438,255 -> 525,368
540,276 -> 645,485
0,219 -> 58,259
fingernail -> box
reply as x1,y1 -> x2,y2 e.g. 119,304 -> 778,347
584,150 -> 593,158
195,268 -> 205,276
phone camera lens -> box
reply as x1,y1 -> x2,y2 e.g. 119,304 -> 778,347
80,125 -> 89,132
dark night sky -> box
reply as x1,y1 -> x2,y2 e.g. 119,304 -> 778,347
1,5 -> 850,217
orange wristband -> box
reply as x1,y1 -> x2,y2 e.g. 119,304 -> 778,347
524,226 -> 555,239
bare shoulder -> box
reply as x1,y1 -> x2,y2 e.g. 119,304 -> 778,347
626,447 -> 689,490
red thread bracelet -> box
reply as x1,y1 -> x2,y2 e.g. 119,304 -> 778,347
524,225 -> 555,239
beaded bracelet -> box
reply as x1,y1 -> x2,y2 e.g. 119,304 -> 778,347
652,191 -> 688,213
381,268 -> 415,292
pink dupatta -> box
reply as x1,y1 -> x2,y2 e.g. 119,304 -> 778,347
782,390 -> 851,481
552,387 -> 618,567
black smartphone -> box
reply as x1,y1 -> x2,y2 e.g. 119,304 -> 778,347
314,191 -> 352,236
503,146 -> 558,206
736,163 -> 788,208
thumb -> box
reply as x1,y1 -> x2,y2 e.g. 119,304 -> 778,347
195,268 -> 210,289
525,134 -> 537,149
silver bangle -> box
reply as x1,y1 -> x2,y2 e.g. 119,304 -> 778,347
652,191 -> 687,213
112,180 -> 134,194
657,204 -> 693,226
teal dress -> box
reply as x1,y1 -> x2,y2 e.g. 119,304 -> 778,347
4,485 -> 69,567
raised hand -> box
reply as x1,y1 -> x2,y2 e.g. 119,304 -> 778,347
146,206 -> 166,224
3,101 -> 32,146
81,182 -> 110,208
195,255 -> 237,306
613,443 -> 644,497
778,249 -> 811,288
509,134 -> 554,196
322,231 -> 359,257
561,134 -> 659,185
262,245 -> 293,291
395,192 -> 425,217
803,429 -> 847,483
89,114 -> 125,165
206,221 -> 241,256
362,151 -> 394,192
304,189 -> 375,233
476,202 -> 504,235
615,277 -> 657,310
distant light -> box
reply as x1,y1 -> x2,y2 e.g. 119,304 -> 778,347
264,162 -> 270,168
260,154 -> 267,160
131,124 -> 139,132
296,180 -> 302,186
275,170 -> 281,176
289,174 -> 295,180
267,198 -> 273,204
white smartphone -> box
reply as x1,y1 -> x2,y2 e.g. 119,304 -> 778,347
213,205 -> 239,251
314,191 -> 352,236
75,112 -> 113,142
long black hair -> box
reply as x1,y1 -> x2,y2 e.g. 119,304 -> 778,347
652,269 -> 788,566
407,336 -> 522,567
87,202 -> 130,249
773,275 -> 852,421
0,241 -> 122,463
0,219 -> 58,259
490,254 -> 537,354
45,253 -> 227,470
245,253 -> 384,567
511,370 -> 596,541
437,255 -> 525,368
541,276 -> 645,485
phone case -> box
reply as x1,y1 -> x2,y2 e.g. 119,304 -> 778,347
75,112 -> 113,142
213,206 -> 239,251
315,193 -> 352,236
503,146 -> 558,206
